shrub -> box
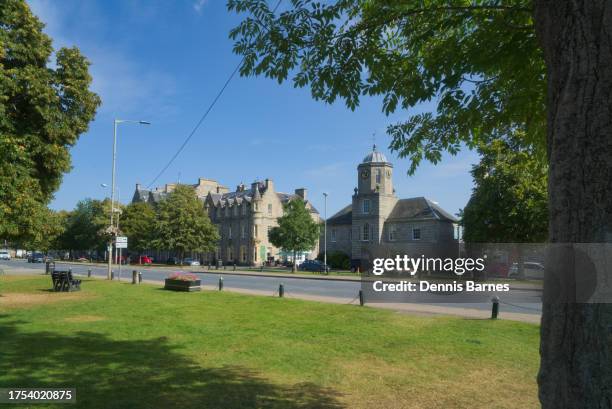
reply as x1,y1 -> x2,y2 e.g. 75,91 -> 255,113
167,272 -> 198,282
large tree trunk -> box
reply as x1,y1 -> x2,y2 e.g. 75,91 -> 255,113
534,1 -> 612,408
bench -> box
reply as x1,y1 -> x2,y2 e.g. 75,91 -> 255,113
51,269 -> 81,292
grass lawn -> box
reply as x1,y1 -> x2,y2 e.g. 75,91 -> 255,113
0,275 -> 540,409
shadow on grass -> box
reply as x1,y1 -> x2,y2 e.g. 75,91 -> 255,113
0,315 -> 344,409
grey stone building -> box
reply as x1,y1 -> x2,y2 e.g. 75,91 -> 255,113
132,178 -> 320,265
324,146 -> 459,269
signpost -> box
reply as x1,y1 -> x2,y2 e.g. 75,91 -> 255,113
115,237 -> 128,280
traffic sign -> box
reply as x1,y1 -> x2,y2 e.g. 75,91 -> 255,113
116,236 -> 128,248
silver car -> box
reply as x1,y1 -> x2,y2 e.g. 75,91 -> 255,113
508,262 -> 545,280
0,250 -> 10,260
183,258 -> 200,266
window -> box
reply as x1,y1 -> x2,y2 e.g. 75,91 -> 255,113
233,206 -> 238,216
240,246 -> 247,262
268,204 -> 272,215
254,225 -> 258,238
254,246 -> 257,261
362,199 -> 370,214
254,203 -> 259,211
331,229 -> 337,242
413,228 -> 421,240
389,225 -> 396,241
363,223 -> 370,241
376,169 -> 381,184
242,204 -> 247,216
225,207 -> 229,216
216,207 -> 221,218
241,225 -> 246,239
228,226 -> 232,239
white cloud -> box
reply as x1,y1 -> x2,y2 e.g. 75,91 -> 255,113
193,0 -> 209,13
27,0 -> 177,118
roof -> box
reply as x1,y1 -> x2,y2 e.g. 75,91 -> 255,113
362,144 -> 389,164
387,197 -> 458,222
327,204 -> 353,225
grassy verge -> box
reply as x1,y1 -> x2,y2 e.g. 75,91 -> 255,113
0,275 -> 540,409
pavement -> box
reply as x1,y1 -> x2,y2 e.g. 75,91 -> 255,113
0,259 -> 542,324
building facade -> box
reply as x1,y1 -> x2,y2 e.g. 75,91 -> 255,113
132,178 -> 320,265
324,146 -> 459,270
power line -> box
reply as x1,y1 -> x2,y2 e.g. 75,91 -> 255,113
146,0 -> 283,189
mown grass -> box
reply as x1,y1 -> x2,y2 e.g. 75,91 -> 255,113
0,275 -> 540,409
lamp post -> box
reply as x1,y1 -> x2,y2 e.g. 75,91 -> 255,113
323,192 -> 328,270
107,119 -> 150,280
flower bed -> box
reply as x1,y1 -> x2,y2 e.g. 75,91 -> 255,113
164,273 -> 201,292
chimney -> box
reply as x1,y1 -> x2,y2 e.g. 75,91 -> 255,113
236,182 -> 245,192
216,186 -> 221,194
136,183 -> 142,191
252,181 -> 261,199
265,178 -> 274,192
295,188 -> 307,201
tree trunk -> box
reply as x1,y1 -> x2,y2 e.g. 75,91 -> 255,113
534,1 -> 612,408
292,250 -> 296,273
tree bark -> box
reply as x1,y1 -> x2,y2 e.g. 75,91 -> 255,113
534,1 -> 612,408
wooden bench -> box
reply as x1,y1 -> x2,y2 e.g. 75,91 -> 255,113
51,269 -> 81,292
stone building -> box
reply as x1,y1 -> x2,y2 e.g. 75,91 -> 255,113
324,146 -> 459,270
205,179 -> 320,266
132,177 -> 320,265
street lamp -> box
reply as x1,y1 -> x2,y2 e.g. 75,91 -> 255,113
323,192 -> 328,271
107,119 -> 150,280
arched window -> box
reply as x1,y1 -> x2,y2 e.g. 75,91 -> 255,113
363,223 -> 370,241
376,169 -> 381,184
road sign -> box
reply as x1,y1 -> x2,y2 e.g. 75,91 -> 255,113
116,236 -> 128,248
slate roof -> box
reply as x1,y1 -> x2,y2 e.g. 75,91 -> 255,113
327,204 -> 353,225
387,197 -> 458,222
326,197 -> 457,225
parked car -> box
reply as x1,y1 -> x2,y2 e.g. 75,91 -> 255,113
299,259 -> 330,273
183,258 -> 200,266
132,255 -> 153,265
0,250 -> 10,260
166,257 -> 178,265
508,262 -> 545,280
76,257 -> 89,262
28,252 -> 45,263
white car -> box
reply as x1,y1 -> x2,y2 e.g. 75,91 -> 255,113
183,258 -> 200,266
508,262 -> 545,280
0,250 -> 11,260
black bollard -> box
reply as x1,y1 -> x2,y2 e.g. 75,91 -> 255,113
359,290 -> 364,306
279,283 -> 284,298
87,269 -> 92,278
138,272 -> 142,283
219,277 -> 223,291
45,261 -> 50,275
491,296 -> 500,319
111,270 -> 114,280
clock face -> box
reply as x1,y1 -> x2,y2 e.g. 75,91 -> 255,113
361,170 -> 369,179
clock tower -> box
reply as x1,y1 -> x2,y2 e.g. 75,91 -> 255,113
351,145 -> 397,263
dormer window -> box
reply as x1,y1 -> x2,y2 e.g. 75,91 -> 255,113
362,199 -> 370,214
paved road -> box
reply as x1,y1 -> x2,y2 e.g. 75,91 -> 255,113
1,259 -> 542,316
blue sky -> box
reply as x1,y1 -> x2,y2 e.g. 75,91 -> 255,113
29,0 -> 478,218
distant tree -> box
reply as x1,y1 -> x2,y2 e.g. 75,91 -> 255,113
154,185 -> 219,263
0,1 -> 100,244
462,140 -> 547,243
19,209 -> 67,252
120,202 -> 157,254
60,199 -> 111,254
268,199 -> 319,272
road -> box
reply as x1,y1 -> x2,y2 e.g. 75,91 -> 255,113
0,259 -> 542,318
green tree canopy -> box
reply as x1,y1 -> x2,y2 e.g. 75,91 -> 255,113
59,199 -> 112,253
461,139 -> 547,243
0,0 -> 100,243
154,185 -> 219,262
228,0 -> 542,173
120,202 -> 157,254
268,198 -> 319,272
